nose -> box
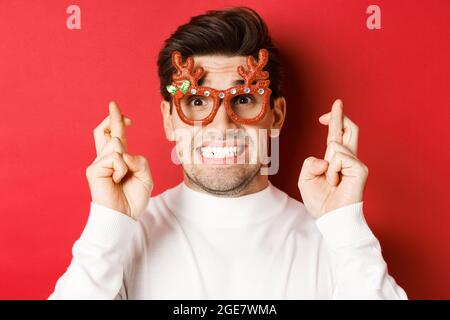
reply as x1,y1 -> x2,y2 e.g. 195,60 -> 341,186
207,98 -> 238,131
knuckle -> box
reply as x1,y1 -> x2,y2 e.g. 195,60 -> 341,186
363,164 -> 369,175
358,162 -> 368,175
93,129 -> 101,139
331,151 -> 343,163
304,156 -> 316,165
111,151 -> 122,160
332,151 -> 341,159
329,141 -> 339,149
111,136 -> 125,148
327,138 -> 340,146
302,156 -> 316,170
85,165 -> 95,178
134,155 -> 147,168
116,165 -> 127,172
139,155 -> 149,165
110,138 -> 123,152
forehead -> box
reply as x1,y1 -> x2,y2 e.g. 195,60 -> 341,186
192,55 -> 247,85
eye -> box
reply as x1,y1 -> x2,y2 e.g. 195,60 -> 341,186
232,94 -> 254,106
187,96 -> 208,108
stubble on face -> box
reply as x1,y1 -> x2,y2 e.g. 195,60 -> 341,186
181,128 -> 263,197
184,162 -> 262,196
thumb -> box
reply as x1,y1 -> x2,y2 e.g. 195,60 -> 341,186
299,156 -> 328,181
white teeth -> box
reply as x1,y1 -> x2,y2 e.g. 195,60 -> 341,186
200,146 -> 239,159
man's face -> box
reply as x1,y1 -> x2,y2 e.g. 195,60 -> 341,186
161,54 -> 285,196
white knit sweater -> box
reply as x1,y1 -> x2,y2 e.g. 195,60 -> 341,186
49,182 -> 407,299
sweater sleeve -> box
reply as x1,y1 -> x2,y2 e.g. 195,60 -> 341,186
315,202 -> 408,300
48,202 -> 137,300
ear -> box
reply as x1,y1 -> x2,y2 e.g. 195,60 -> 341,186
271,96 -> 286,132
161,100 -> 175,141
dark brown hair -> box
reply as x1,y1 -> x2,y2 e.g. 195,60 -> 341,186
157,7 -> 283,110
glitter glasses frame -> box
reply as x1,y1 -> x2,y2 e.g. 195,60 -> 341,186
167,48 -> 272,126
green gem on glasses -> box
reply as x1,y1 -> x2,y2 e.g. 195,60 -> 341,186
166,84 -> 177,95
179,80 -> 190,94
166,80 -> 191,96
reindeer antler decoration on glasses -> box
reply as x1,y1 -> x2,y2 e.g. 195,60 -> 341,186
166,48 -> 272,126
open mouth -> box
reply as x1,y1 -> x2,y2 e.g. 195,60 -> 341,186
196,144 -> 247,165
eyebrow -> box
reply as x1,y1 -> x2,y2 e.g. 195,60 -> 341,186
198,78 -> 245,87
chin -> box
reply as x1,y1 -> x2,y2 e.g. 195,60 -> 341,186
184,164 -> 261,194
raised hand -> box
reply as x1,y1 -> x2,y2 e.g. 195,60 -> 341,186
85,101 -> 153,220
298,99 -> 369,218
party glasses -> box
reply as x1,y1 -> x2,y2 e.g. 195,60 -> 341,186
166,48 -> 272,126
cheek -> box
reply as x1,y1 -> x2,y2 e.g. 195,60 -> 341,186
171,115 -> 195,148
243,124 -> 271,153
243,121 -> 271,137
172,111 -> 194,133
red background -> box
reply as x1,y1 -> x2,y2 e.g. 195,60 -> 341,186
0,0 -> 449,299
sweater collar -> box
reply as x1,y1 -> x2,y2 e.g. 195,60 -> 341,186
167,180 -> 287,228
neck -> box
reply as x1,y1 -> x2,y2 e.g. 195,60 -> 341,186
183,171 -> 269,198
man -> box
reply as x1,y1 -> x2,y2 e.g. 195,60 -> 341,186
49,7 -> 407,299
